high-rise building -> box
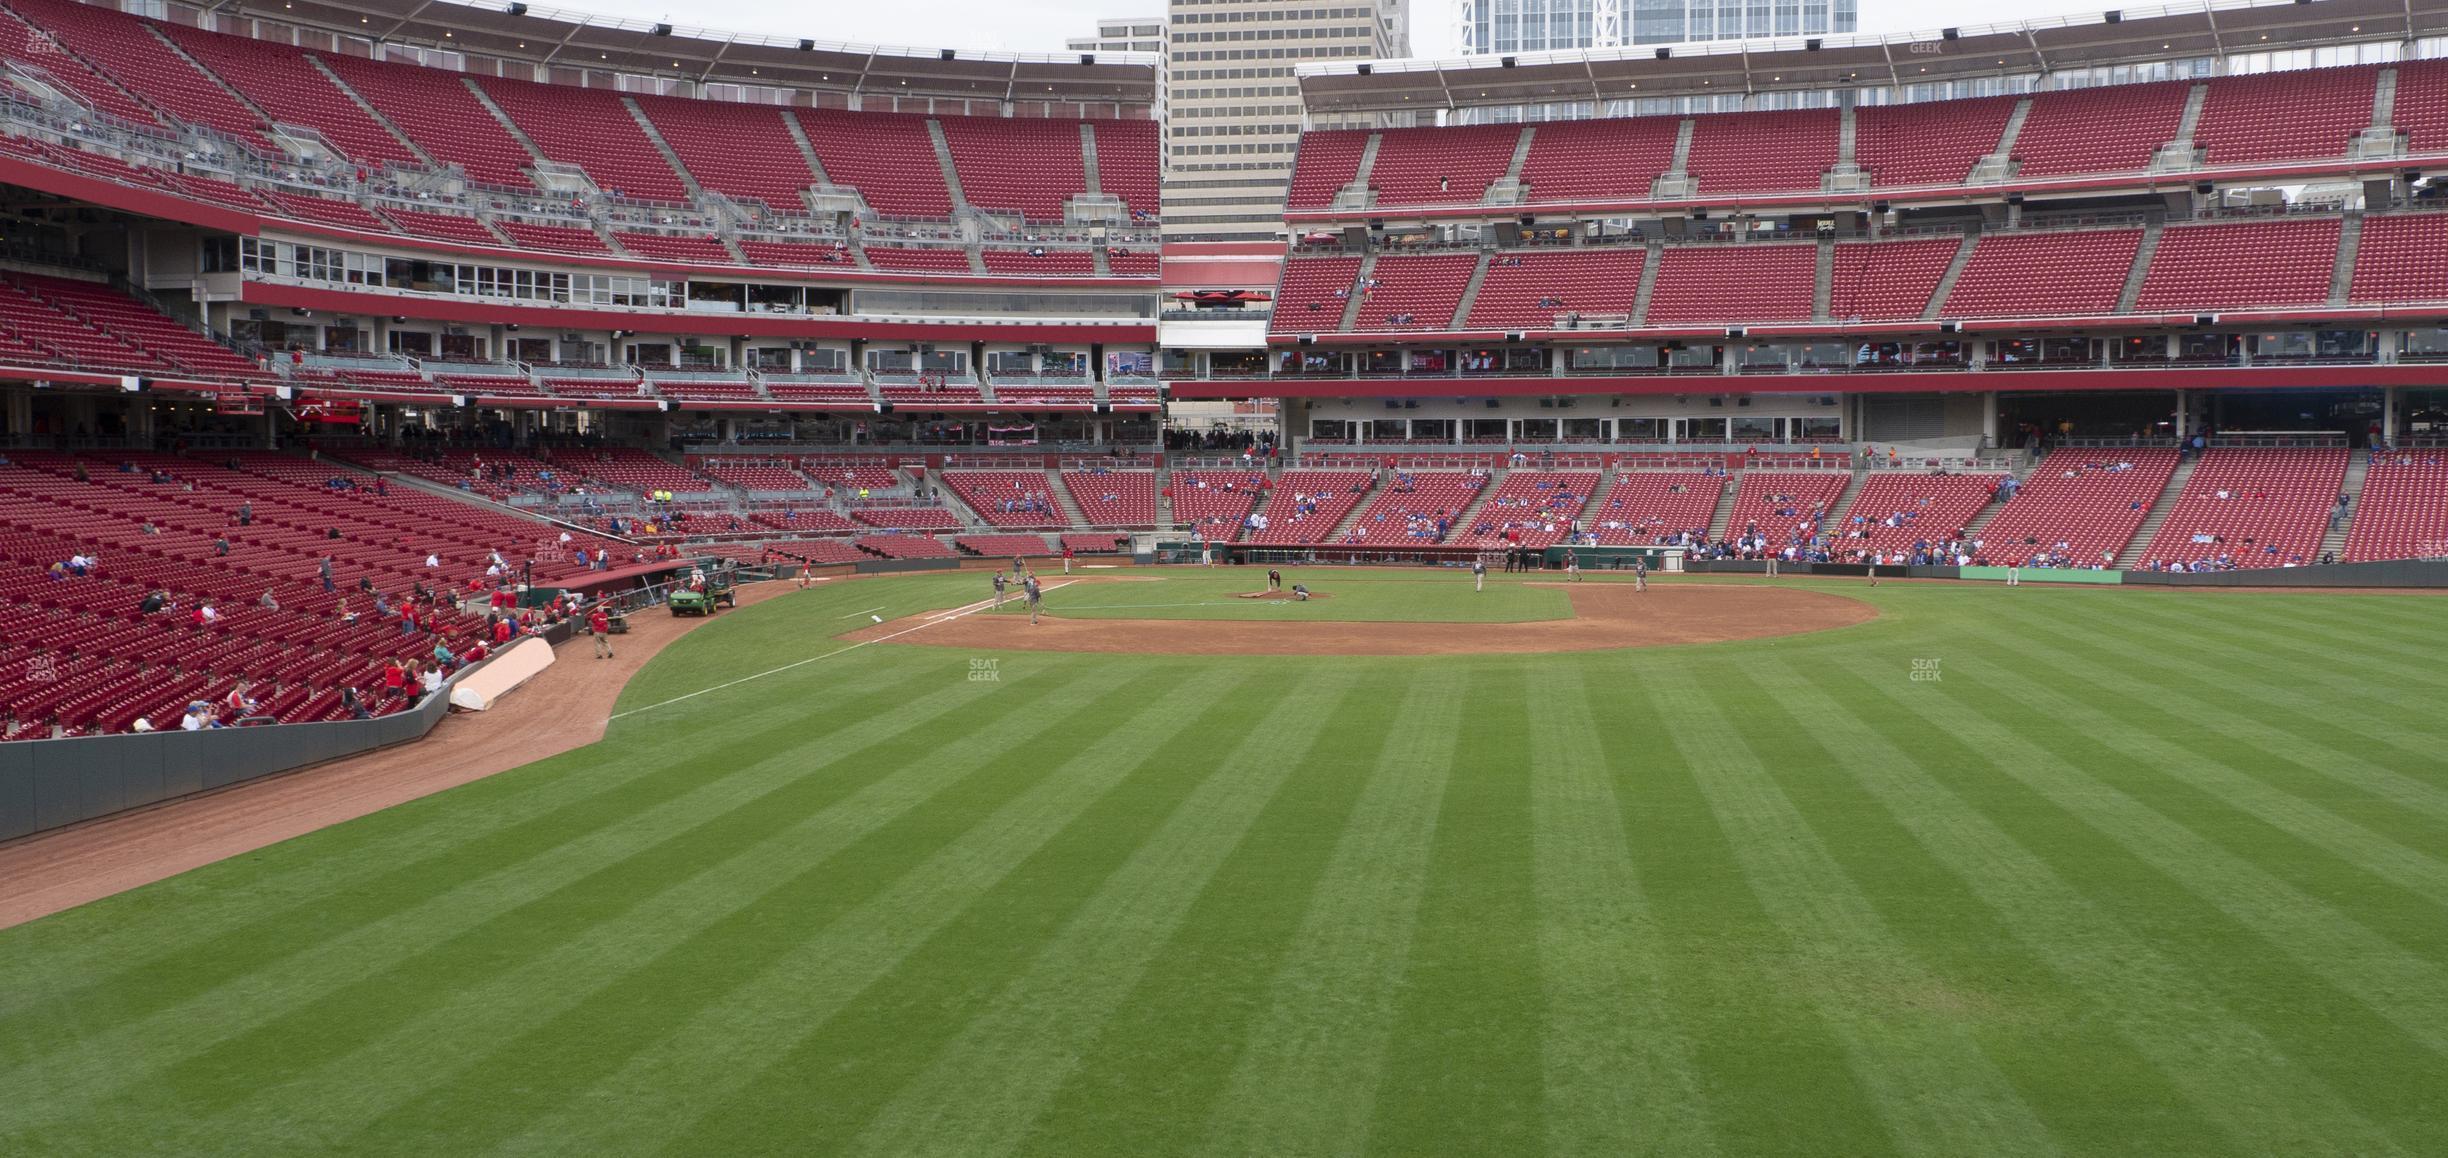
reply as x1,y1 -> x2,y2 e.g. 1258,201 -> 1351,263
1161,0 -> 1410,241
1462,0 -> 1857,56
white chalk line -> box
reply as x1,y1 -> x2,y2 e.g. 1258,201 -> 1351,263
609,581 -> 1077,722
838,605 -> 886,618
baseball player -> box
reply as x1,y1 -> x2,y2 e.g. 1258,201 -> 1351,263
1565,550 -> 1581,582
1062,545 -> 1074,575
1633,556 -> 1648,593
1024,571 -> 1044,625
1472,558 -> 1485,592
1266,567 -> 1282,592
992,571 -> 1008,608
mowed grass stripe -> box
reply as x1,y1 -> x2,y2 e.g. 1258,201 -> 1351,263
1184,671 -> 1468,1158
2102,592 -> 2448,699
846,669 -> 1404,1156
1923,649 -> 2448,1140
1526,664 -> 1716,1158
0,648 -> 949,1009
1365,666 -> 1548,1155
0,658 -> 1026,1119
1594,661 -> 1893,1156
1988,601 -> 2448,835
151,663 -> 1164,1153
1959,617 -> 2448,932
1010,672 -> 1416,1157
660,667 -> 1365,1157
1745,657 -> 2397,1156
1649,671 -> 2061,1158
489,668 -> 1342,1156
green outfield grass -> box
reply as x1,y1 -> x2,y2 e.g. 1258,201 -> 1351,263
998,569 -> 1574,623
4,571 -> 2446,1156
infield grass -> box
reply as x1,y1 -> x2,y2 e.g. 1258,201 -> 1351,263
2,570 -> 2445,1156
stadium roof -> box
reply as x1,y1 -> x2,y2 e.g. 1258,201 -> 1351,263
230,0 -> 1160,107
1297,0 -> 2448,114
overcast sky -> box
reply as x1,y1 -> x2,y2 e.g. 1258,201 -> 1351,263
562,0 -> 2119,59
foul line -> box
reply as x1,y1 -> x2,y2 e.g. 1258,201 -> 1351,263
609,581 -> 1077,722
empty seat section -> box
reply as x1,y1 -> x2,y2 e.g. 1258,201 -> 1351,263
2395,59 -> 2448,154
1363,124 -> 1519,206
1268,256 -> 1362,336
2136,217 -> 2340,311
1940,229 -> 2141,318
159,25 -> 418,167
1106,250 -> 1157,277
941,471 -> 1064,528
612,231 -> 733,265
1061,471 -> 1156,527
1723,472 -> 1848,544
737,239 -> 854,269
1337,472 -> 1487,546
492,220 -> 613,256
683,457 -> 806,489
1977,450 -> 2179,566
1588,473 -> 1724,545
853,533 -> 957,559
1828,238 -> 1960,322
939,115 -> 1087,222
794,109 -> 954,218
1,271 -> 260,378
2193,66 -> 2377,165
981,250 -> 1096,276
2344,453 -> 2448,561
1517,116 -> 1680,203
1683,109 -> 1838,194
1169,470 -> 1268,538
0,4 -> 159,126
9,0 -> 266,147
1285,130 -> 1370,209
1466,248 -> 1644,329
1459,471 -> 1599,548
1645,244 -> 1817,325
955,534 -> 1053,557
1857,96 -> 2017,188
649,379 -> 758,404
476,78 -> 690,203
1244,471 -> 1372,545
633,96 -> 817,210
1351,254 -> 1476,331
2139,447 -> 2347,568
852,505 -> 962,531
2010,82 -> 2189,178
1829,473 -> 2005,556
1089,118 -> 1160,218
2347,214 -> 2448,304
259,190 -> 391,232
316,54 -> 536,188
864,247 -> 973,274
378,206 -> 505,246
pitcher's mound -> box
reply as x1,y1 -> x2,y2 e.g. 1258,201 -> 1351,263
848,582 -> 1872,656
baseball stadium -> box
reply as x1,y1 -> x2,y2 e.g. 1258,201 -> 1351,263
3,0 -> 2448,1152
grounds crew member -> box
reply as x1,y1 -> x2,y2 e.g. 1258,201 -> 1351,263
589,605 -> 613,659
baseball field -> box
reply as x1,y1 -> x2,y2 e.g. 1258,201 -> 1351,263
3,569 -> 2445,1155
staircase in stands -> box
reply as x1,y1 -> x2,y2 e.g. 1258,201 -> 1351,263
2319,447 -> 2370,559
1447,467 -> 1510,539
1825,467 -> 1873,535
1321,472 -> 1391,542
2116,453 -> 2199,567
1705,472 -> 1743,540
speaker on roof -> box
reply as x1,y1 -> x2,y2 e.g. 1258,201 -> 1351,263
1298,335 -> 1316,345
1501,56 -> 1517,68
1506,332 -> 1526,343
1805,38 -> 1822,51
653,22 -> 673,35
2103,10 -> 2121,22
2195,314 -> 2218,326
1725,327 -> 1746,338
507,2 -> 528,14
1941,27 -> 1959,40
1357,63 -> 1372,75
799,38 -> 816,50
1654,47 -> 1671,60
1939,320 -> 1960,333
1080,53 -> 1095,65
940,48 -> 957,60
